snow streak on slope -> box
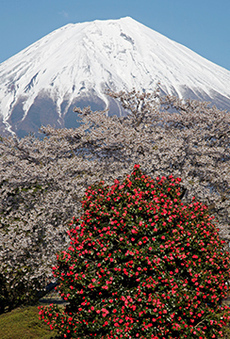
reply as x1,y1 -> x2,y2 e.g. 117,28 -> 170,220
0,17 -> 230,135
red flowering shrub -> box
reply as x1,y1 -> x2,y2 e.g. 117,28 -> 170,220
38,165 -> 230,338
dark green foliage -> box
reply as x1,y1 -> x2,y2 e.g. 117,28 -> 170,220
39,166 -> 230,338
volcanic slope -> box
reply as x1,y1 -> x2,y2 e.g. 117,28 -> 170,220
0,17 -> 230,137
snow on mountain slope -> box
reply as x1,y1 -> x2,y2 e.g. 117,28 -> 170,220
0,16 -> 230,137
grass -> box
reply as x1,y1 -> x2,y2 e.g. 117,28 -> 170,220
0,304 -> 59,339
0,290 -> 64,339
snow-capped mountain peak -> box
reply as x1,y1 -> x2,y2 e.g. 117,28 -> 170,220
0,17 -> 230,137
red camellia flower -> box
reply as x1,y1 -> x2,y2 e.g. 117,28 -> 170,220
39,165 -> 230,338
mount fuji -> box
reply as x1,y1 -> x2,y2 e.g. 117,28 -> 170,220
0,17 -> 230,137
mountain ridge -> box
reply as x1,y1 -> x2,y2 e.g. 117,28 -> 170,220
0,16 -> 230,137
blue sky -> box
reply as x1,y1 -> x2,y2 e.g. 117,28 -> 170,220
1,0 -> 230,71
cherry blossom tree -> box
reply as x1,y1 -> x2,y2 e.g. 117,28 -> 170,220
0,89 -> 229,311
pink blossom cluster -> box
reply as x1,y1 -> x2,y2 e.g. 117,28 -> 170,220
39,165 -> 230,338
